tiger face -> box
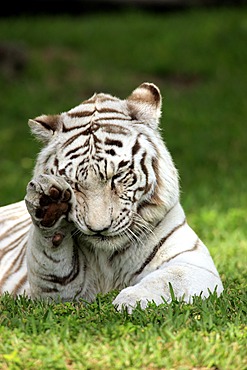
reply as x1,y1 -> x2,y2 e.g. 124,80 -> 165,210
29,83 -> 179,250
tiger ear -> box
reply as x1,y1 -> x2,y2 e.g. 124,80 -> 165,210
28,114 -> 61,143
126,82 -> 162,129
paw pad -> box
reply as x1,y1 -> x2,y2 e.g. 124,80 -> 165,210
25,175 -> 73,229
52,232 -> 65,247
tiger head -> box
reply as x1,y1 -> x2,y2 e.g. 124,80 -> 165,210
29,83 -> 179,250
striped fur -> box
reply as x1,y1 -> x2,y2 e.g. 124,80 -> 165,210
0,83 -> 223,312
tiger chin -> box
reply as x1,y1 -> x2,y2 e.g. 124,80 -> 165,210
0,82 -> 223,313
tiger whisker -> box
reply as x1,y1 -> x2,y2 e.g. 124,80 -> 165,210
125,227 -> 144,246
70,228 -> 84,241
132,212 -> 156,240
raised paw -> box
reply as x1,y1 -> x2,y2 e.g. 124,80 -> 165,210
25,174 -> 74,228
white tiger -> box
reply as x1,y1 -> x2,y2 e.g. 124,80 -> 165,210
0,83 -> 223,312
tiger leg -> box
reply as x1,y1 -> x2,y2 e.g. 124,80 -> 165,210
0,200 -> 31,296
25,174 -> 87,301
113,257 -> 223,313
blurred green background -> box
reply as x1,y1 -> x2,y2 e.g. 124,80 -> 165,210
0,5 -> 246,369
0,5 -> 246,272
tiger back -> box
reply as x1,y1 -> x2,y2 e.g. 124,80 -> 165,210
0,83 -> 223,312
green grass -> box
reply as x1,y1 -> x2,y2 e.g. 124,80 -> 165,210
0,6 -> 246,370
0,287 -> 247,369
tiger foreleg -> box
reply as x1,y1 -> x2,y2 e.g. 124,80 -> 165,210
113,261 -> 223,314
24,174 -> 84,301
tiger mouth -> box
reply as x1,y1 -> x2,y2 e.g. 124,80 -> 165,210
90,234 -> 109,242
83,232 -> 116,242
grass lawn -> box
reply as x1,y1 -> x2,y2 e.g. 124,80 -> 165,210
0,6 -> 247,369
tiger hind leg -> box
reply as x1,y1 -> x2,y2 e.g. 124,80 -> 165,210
0,200 -> 31,296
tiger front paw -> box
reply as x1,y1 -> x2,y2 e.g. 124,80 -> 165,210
25,174 -> 74,228
113,286 -> 166,314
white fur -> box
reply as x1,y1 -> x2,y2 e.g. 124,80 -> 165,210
0,83 -> 223,312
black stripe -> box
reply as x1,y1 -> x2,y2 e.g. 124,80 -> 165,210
62,131 -> 83,148
94,116 -> 131,122
12,244 -> 26,273
98,107 -> 127,115
0,219 -> 30,242
164,238 -> 199,264
179,261 -> 220,278
133,219 -> 186,276
132,138 -> 140,156
105,138 -> 123,147
106,149 -> 116,156
42,245 -> 80,285
12,274 -> 28,296
118,160 -> 129,169
59,168 -> 66,175
0,231 -> 28,256
100,124 -> 130,135
70,153 -> 81,160
66,146 -> 82,157
35,120 -> 55,132
63,124 -> 83,132
147,202 -> 179,230
41,287 -> 59,293
0,243 -> 26,288
67,110 -> 93,119
140,152 -> 148,182
54,157 -> 59,168
43,250 -> 61,263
